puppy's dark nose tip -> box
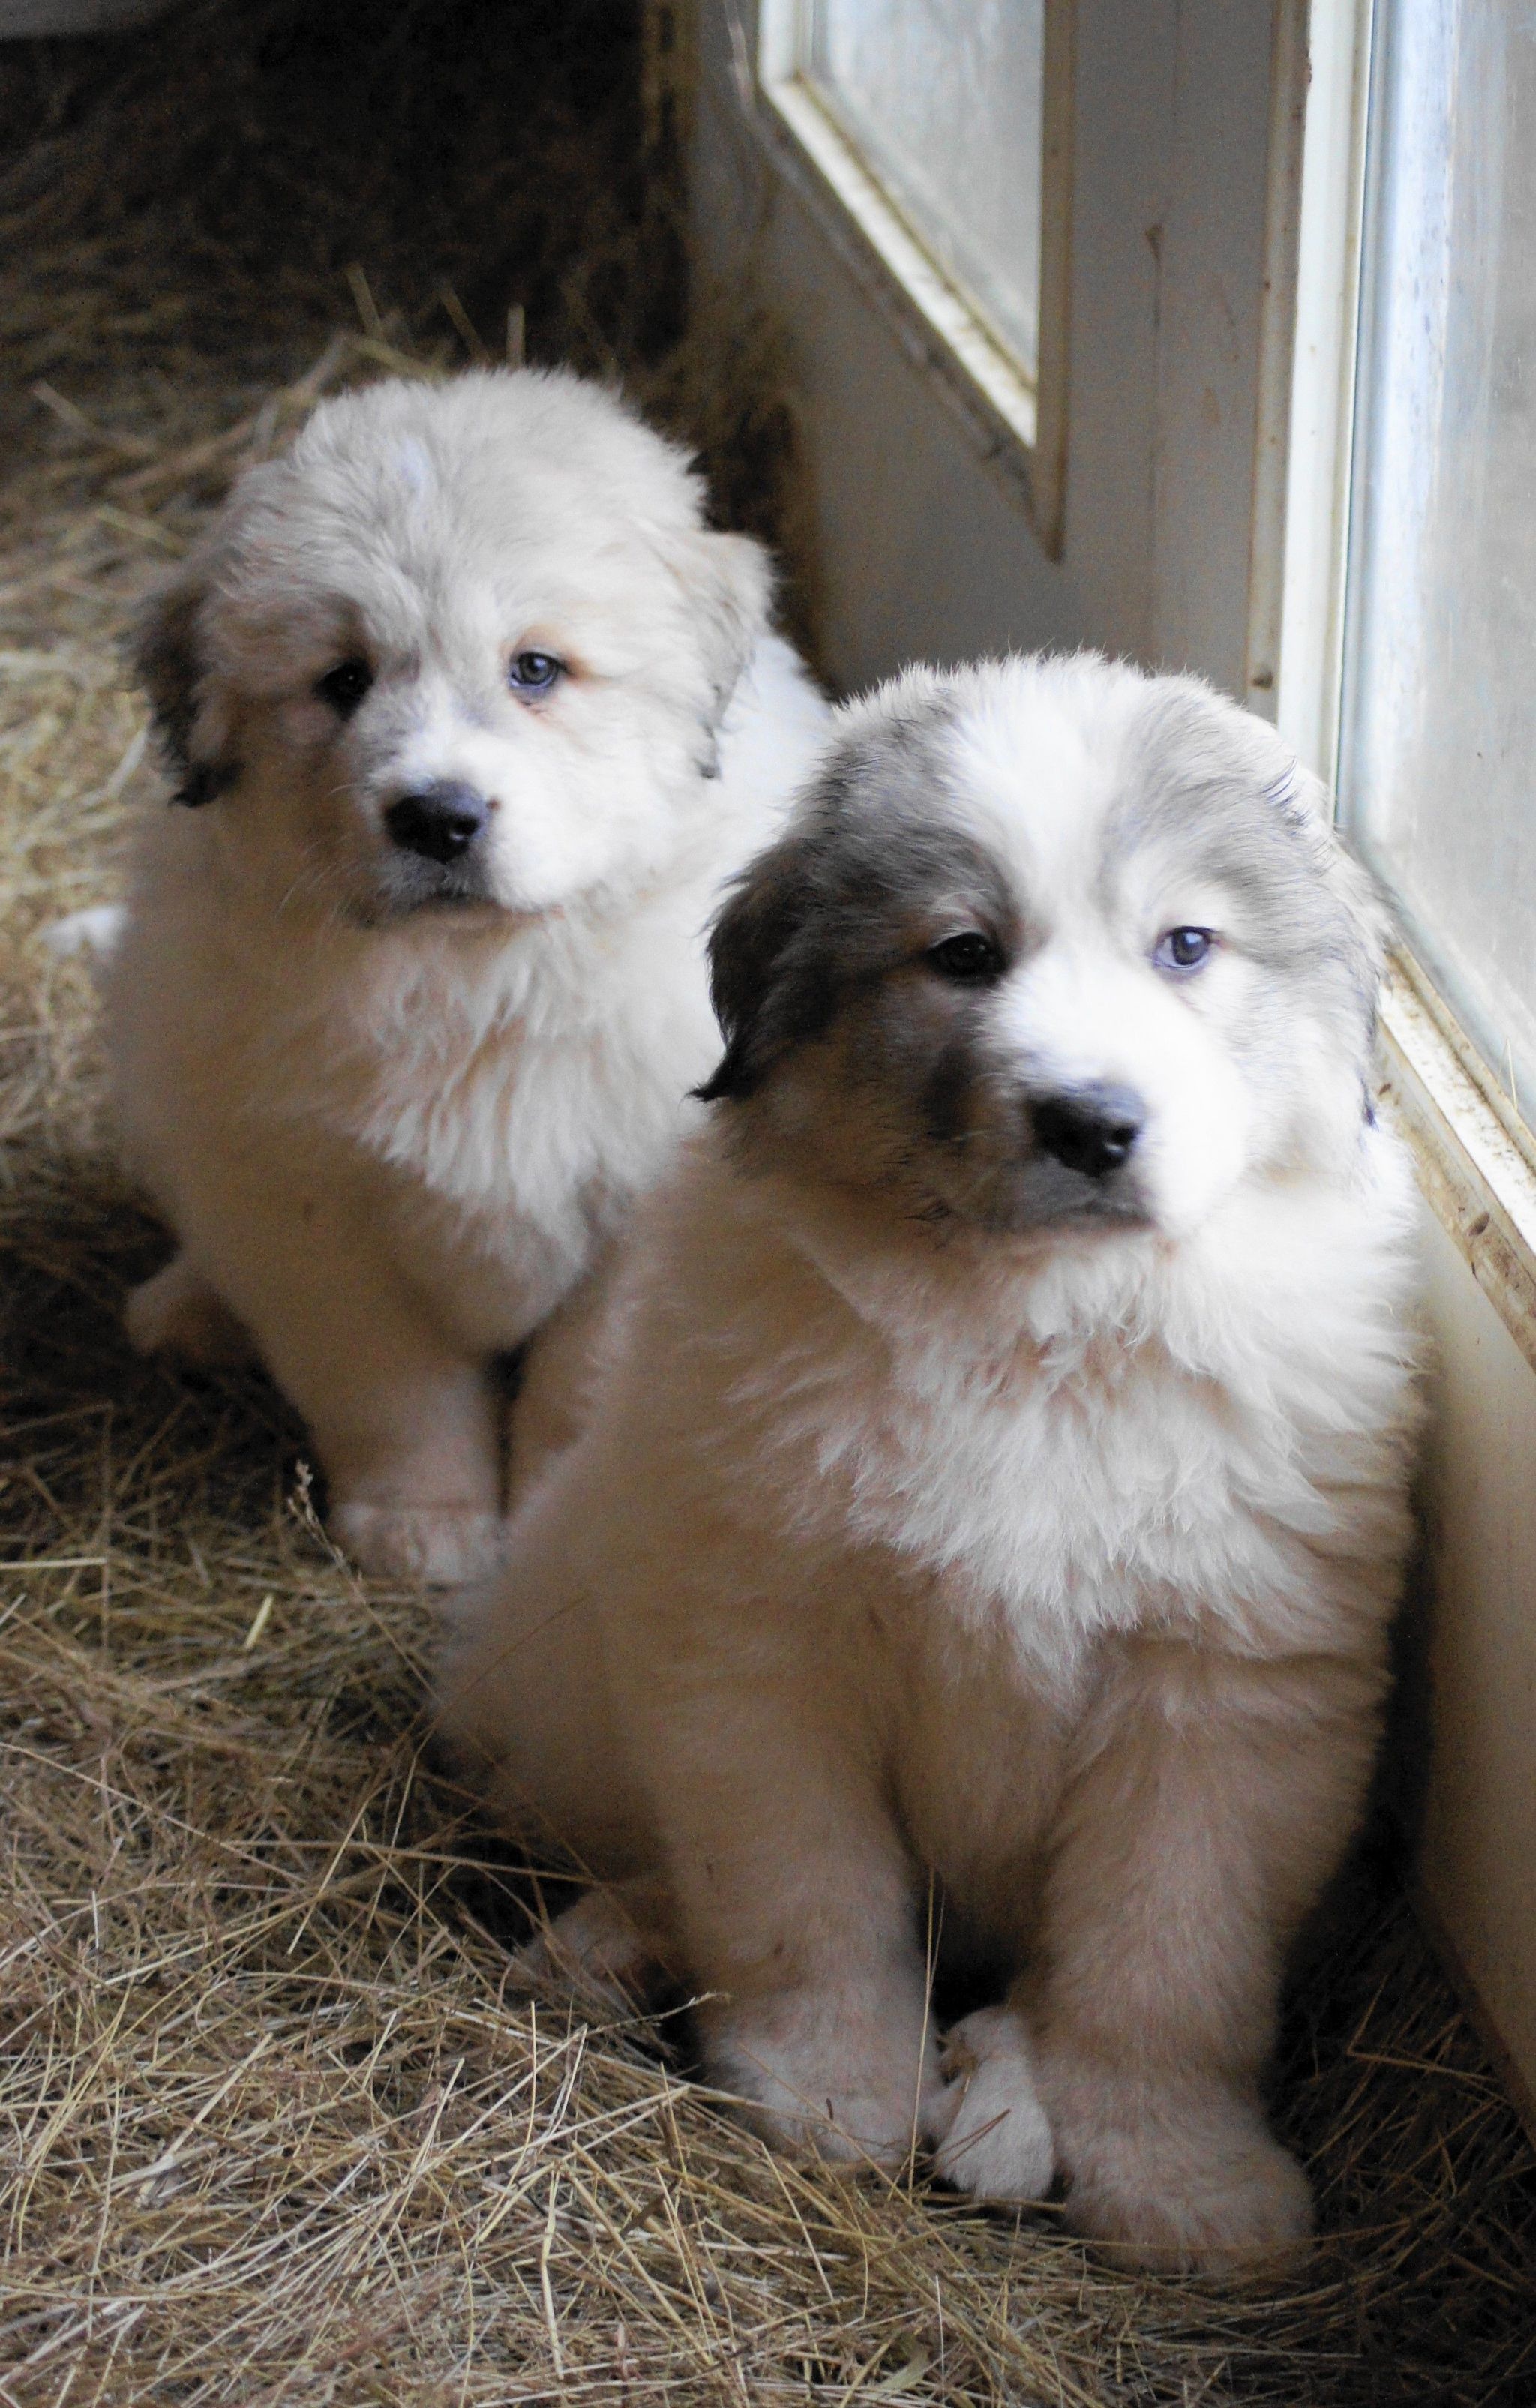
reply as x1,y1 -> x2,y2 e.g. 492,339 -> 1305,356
1031,1084 -> 1146,1179
383,781 -> 488,865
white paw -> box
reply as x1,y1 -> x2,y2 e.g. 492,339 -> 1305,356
125,1259 -> 255,1368
928,2006 -> 1054,2200
710,1989 -> 940,2170
1046,2065 -> 1313,2278
329,1501 -> 507,1587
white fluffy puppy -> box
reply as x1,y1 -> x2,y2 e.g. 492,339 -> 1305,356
104,368 -> 829,1583
442,654 -> 1424,2275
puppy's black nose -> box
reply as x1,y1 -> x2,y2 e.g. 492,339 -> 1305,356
1031,1084 -> 1146,1179
383,781 -> 488,865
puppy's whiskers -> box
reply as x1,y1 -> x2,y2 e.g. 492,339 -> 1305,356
275,835 -> 352,923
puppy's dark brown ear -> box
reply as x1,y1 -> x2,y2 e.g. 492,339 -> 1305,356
132,559 -> 237,808
695,827 -> 832,1103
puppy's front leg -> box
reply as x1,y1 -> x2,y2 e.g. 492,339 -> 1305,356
1031,1638 -> 1383,2277
652,1695 -> 942,2169
174,1165 -> 504,1585
267,1287 -> 502,1587
315,1347 -> 503,1588
127,1250 -> 256,1368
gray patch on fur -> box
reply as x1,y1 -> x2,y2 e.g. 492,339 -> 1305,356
703,658 -> 1387,1235
700,687 -> 1020,1102
1111,694 -> 1370,981
1105,683 -> 1379,1092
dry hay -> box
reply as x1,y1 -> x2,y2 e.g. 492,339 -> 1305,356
2,5 -> 1535,2402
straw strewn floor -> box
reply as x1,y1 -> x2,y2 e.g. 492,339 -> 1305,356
2,7 -> 1534,2401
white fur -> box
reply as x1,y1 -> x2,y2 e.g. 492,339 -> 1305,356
39,902 -> 125,961
442,656 -> 1423,2272
929,2008 -> 1054,2200
104,370 -> 830,1582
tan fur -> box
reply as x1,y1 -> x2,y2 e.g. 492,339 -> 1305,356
103,370 -> 829,1581
442,656 -> 1423,2272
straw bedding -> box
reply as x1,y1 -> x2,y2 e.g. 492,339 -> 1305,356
2,5 -> 1534,2400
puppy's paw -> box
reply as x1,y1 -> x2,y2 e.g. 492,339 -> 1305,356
125,1258 -> 255,1369
38,902 -> 126,962
1044,2062 -> 1312,2279
514,1881 -> 676,2012
928,2005 -> 1054,2200
330,1501 -> 506,1587
710,1989 -> 940,2172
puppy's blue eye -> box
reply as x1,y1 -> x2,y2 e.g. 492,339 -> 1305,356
926,931 -> 1004,983
1154,926 -> 1216,973
508,651 -> 563,695
315,658 -> 372,715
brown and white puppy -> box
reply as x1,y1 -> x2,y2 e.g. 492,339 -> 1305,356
103,368 -> 830,1582
442,653 -> 1423,2274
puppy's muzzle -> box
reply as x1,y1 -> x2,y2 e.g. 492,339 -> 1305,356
384,781 -> 490,866
1030,1084 -> 1145,1180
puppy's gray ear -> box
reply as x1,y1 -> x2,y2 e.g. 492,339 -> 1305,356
132,558 -> 237,808
1266,752 -> 1390,958
696,827 -> 832,1103
669,526 -> 775,772
1264,755 -> 1333,829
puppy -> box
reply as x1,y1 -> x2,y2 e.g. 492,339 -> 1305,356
441,654 -> 1424,2275
104,368 -> 830,1582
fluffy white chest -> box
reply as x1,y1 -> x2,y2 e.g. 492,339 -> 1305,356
761,1180 -> 1418,1666
340,953 -> 722,1351
841,1329 -> 1270,1644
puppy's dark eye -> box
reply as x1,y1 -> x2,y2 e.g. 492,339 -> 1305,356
926,931 -> 1004,984
1154,926 -> 1216,973
315,658 -> 373,716
508,650 -> 564,696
